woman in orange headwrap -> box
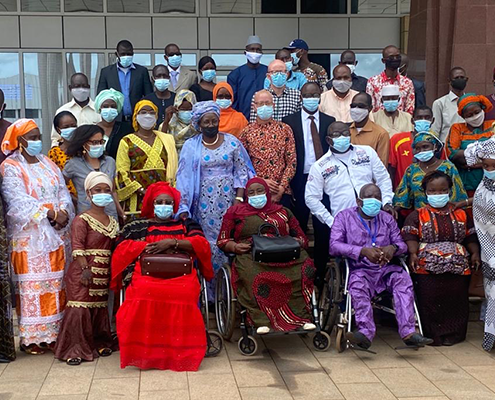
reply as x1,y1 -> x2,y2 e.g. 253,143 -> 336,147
111,182 -> 213,371
213,82 -> 248,137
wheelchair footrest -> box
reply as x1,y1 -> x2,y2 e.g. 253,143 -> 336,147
348,344 -> 377,355
394,344 -> 421,351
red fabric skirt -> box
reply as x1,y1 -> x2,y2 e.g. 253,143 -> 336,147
116,265 -> 206,371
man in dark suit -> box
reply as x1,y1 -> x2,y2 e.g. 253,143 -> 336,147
97,40 -> 153,122
400,54 -> 426,109
326,50 -> 368,93
283,82 -> 335,281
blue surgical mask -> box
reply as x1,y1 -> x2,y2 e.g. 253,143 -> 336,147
285,61 -> 293,72
332,136 -> 351,153
168,55 -> 182,68
302,98 -> 320,113
383,100 -> 399,112
154,204 -> 174,220
24,140 -> 43,156
202,69 -> 216,82
427,193 -> 450,209
484,169 -> 495,180
248,194 -> 267,209
60,127 -> 76,141
154,78 -> 170,92
291,52 -> 300,65
100,108 -> 119,123
360,197 -> 382,218
415,150 -> 434,162
216,99 -> 232,109
270,72 -> 288,88
414,119 -> 432,133
87,144 -> 104,159
256,105 -> 274,120
92,193 -> 113,207
178,110 -> 193,124
119,55 -> 133,68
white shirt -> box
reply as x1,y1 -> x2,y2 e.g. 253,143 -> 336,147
304,144 -> 393,228
301,109 -> 320,174
168,65 -> 181,89
50,98 -> 101,148
431,91 -> 465,143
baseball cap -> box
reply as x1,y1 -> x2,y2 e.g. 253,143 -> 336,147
285,39 -> 309,51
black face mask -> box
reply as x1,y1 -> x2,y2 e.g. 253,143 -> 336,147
202,126 -> 219,138
451,78 -> 467,91
385,58 -> 401,71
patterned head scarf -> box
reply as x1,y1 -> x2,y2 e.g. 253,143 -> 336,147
1,119 -> 38,155
465,138 -> 495,167
141,181 -> 181,218
457,93 -> 493,117
173,89 -> 197,109
84,171 -> 113,192
94,89 -> 125,113
413,131 -> 442,149
191,101 -> 220,132
132,100 -> 158,131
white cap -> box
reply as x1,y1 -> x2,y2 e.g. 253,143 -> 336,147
381,85 -> 400,97
246,35 -> 262,46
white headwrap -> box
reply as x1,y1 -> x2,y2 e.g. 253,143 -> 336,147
465,137 -> 495,167
84,171 -> 113,192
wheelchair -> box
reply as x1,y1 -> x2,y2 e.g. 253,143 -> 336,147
214,262 -> 331,356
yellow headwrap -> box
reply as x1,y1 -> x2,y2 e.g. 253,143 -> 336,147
132,100 -> 159,131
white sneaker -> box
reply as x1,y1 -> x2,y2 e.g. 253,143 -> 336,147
256,326 -> 270,335
303,323 -> 316,331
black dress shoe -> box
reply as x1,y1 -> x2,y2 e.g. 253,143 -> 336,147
403,333 -> 433,347
345,331 -> 372,350
0,356 -> 11,363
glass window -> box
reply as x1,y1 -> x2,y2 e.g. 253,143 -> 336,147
108,53 -> 152,67
255,0 -> 296,14
107,0 -> 149,13
65,0 -> 102,12
211,53 -> 274,68
66,53 -> 105,99
0,0 -> 17,11
330,53 -> 383,79
210,0 -> 251,14
23,53 -> 64,151
0,53 -> 21,120
153,0 -> 194,13
154,53 -> 197,68
351,0 -> 397,14
21,0 -> 60,11
301,0 -> 346,14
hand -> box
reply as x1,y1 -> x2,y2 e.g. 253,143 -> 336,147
233,198 -> 243,206
179,212 -> 188,220
81,268 -> 92,287
408,253 -> 419,272
360,247 -> 384,264
145,239 -> 176,254
265,179 -> 281,194
379,245 -> 396,264
165,106 -> 177,121
471,252 -> 481,270
234,242 -> 251,254
271,191 -> 283,203
453,199 -> 470,210
382,204 -> 398,219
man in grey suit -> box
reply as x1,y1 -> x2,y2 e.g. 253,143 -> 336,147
97,40 -> 153,122
164,43 -> 197,93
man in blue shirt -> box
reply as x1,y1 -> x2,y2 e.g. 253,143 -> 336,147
227,35 -> 268,119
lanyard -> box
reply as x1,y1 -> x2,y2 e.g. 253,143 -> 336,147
358,213 -> 378,247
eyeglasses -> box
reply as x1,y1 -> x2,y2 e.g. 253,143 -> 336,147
254,102 -> 273,107
328,131 -> 351,138
87,139 -> 105,145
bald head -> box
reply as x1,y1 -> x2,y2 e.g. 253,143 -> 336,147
327,121 -> 350,136
333,64 -> 352,80
340,50 -> 356,64
359,183 -> 381,199
268,59 -> 286,73
382,45 -> 400,59
69,73 -> 89,88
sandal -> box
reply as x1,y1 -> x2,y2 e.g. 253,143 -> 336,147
66,357 -> 82,366
97,348 -> 112,357
20,344 -> 45,355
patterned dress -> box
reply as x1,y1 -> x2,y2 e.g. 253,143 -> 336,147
48,146 -> 76,196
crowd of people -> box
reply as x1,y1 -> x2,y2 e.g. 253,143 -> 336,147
0,34 -> 494,371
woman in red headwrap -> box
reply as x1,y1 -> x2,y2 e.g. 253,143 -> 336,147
110,182 -> 213,371
217,177 -> 316,335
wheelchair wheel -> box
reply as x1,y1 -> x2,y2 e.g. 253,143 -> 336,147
200,277 -> 210,331
205,330 -> 223,358
215,264 -> 236,340
336,326 -> 347,353
238,335 -> 258,356
312,331 -> 331,352
319,260 -> 342,333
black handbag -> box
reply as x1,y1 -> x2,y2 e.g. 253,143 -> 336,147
251,223 -> 301,263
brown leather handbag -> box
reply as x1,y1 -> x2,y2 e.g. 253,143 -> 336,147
140,253 -> 193,280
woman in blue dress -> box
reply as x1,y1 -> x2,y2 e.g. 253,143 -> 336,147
177,101 -> 255,299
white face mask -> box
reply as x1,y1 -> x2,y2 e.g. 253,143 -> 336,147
464,110 -> 485,128
332,79 -> 352,94
350,107 -> 369,123
346,63 -> 356,74
71,88 -> 90,103
245,51 -> 263,65
136,113 -> 157,130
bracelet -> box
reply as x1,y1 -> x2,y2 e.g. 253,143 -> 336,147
174,238 -> 179,251
465,199 -> 469,207
53,210 -> 58,222
235,196 -> 244,202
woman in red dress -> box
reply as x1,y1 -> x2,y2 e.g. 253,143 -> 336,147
110,182 -> 214,371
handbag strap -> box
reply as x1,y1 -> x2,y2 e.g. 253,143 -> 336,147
257,223 -> 280,237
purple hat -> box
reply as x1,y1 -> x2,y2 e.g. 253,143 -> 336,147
285,39 -> 309,51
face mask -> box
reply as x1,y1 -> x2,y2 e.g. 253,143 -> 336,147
248,194 -> 267,209
216,99 -> 232,109
92,193 -> 113,207
100,107 -> 119,123
451,78 -> 467,91
202,69 -> 216,82
154,204 -> 174,220
178,110 -> 193,124
484,169 -> 495,180
346,63 -> 356,74
350,107 -> 369,123
60,127 -> 76,141
332,136 -> 351,153
87,144 -> 104,159
464,110 -> 485,128
385,58 -> 401,70
270,72 -> 287,88
154,78 -> 170,92
414,150 -> 434,162
332,79 -> 352,93
360,197 -> 382,218
246,51 -> 263,65
119,55 -> 133,68
256,105 -> 274,120
168,55 -> 182,68
71,88 -> 90,103
291,52 -> 300,65
136,113 -> 157,130
202,126 -> 219,138
383,99 -> 399,112
414,119 -> 432,133
285,61 -> 293,72
23,140 -> 42,156
427,193 -> 450,209
302,98 -> 320,113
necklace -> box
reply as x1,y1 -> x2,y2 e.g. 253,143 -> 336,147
421,158 -> 440,171
202,134 -> 219,146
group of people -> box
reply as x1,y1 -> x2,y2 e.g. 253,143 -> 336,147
0,34 -> 494,372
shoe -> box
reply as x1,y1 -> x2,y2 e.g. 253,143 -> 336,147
403,333 -> 433,347
256,326 -> 270,335
345,331 -> 372,350
302,323 -> 316,331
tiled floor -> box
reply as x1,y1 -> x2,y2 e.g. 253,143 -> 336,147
1,321 -> 494,400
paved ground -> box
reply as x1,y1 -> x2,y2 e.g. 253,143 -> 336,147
0,318 -> 494,400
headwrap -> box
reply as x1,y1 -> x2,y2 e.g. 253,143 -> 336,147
141,181 -> 181,219
212,82 -> 248,137
1,118 -> 38,155
465,137 -> 495,166
132,100 -> 159,131
84,171 -> 113,193
413,131 -> 442,149
94,88 -> 125,113
457,93 -> 493,116
381,85 -> 400,97
191,101 -> 220,132
213,82 -> 234,103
